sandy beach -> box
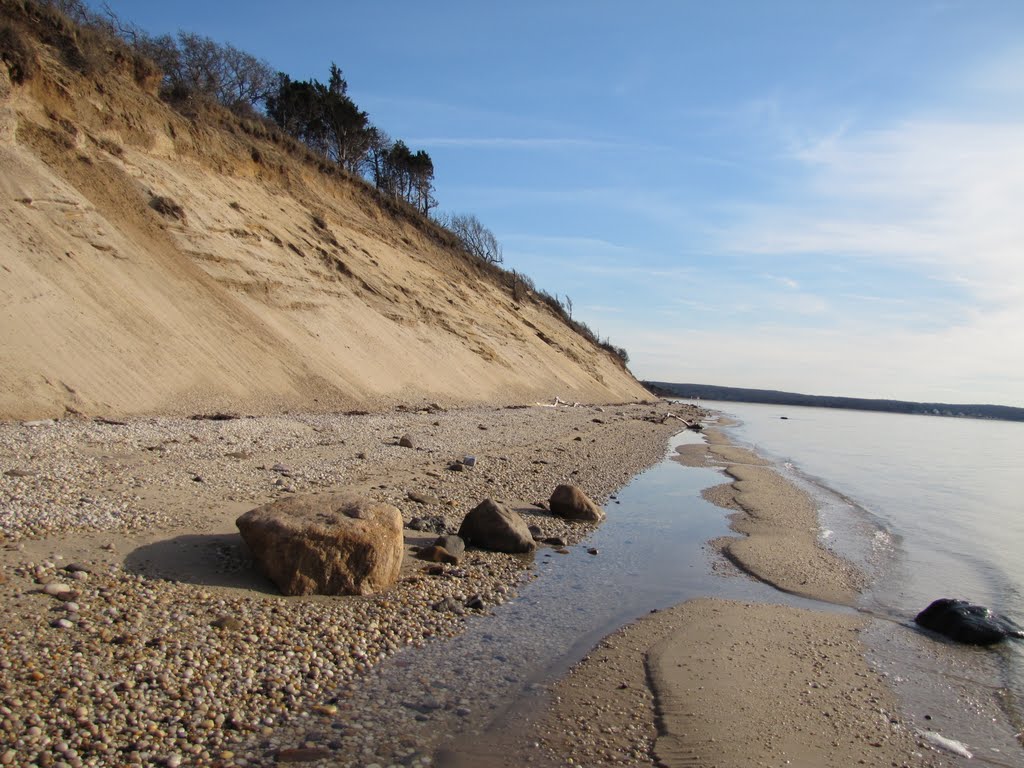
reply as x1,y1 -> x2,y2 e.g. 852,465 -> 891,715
0,402 -> 968,768
437,422 -> 956,768
0,400 -> 697,767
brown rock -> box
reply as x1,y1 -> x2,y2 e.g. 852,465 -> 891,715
433,534 -> 466,558
212,616 -> 242,631
398,434 -> 415,448
407,490 -> 441,506
236,492 -> 403,596
416,545 -> 459,565
549,484 -> 605,522
458,499 -> 536,553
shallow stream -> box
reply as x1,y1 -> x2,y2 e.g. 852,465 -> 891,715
312,429 -> 843,766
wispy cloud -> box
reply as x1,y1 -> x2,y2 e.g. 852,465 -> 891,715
411,136 -> 625,151
725,119 -> 1024,300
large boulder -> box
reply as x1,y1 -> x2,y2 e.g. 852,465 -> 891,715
549,484 -> 605,522
236,492 -> 403,596
458,499 -> 536,553
915,598 -> 1024,645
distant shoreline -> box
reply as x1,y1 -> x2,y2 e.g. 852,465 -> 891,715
646,381 -> 1024,422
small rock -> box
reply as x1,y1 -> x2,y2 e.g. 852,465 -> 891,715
43,582 -> 73,597
465,594 -> 485,610
554,548 -> 570,555
447,462 -> 465,472
51,618 -> 74,629
409,516 -> 446,534
543,537 -> 566,547
407,490 -> 441,506
3,468 -> 37,477
63,563 -> 90,573
432,597 -> 465,615
398,434 -> 415,449
415,545 -> 458,565
433,534 -> 465,558
587,548 -> 599,556
462,455 -> 476,467
212,616 -> 242,631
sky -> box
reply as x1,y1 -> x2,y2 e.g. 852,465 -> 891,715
94,1 -> 1024,406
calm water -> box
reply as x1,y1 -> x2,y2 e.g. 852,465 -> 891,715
698,400 -> 1024,764
344,403 -> 1024,765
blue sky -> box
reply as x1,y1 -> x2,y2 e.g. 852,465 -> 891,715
95,1 -> 1024,406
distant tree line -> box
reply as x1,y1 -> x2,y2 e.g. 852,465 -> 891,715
20,0 -> 631,369
644,382 -> 1024,422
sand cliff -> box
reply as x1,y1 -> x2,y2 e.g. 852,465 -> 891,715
0,10 -> 647,420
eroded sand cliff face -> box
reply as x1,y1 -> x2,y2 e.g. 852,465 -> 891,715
0,21 -> 648,420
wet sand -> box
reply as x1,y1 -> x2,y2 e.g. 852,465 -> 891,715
441,423 -> 954,767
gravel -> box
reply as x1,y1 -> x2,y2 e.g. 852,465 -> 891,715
0,400 -> 703,766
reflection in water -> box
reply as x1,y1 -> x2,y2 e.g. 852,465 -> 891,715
311,431 -> 824,765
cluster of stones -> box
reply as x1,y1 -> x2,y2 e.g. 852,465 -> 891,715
0,401 -> 702,766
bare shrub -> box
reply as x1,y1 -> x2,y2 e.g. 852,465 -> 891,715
0,22 -> 36,83
149,195 -> 185,221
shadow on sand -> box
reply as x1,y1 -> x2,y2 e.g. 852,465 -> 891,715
123,532 -> 279,594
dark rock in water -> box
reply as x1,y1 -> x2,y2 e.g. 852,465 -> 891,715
528,524 -> 543,540
458,499 -> 536,553
914,598 -> 1024,645
543,536 -> 566,547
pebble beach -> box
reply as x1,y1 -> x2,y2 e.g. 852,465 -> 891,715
0,400 -> 699,767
